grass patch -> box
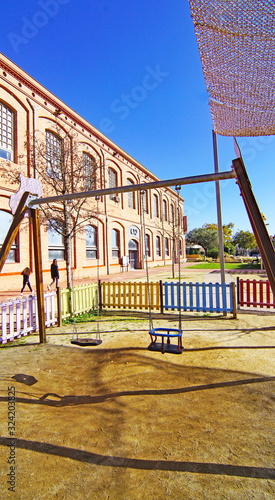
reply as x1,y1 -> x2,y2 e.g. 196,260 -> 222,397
62,309 -> 148,325
186,262 -> 261,270
62,310 -> 103,324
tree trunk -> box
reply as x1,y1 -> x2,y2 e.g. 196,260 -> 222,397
64,203 -> 72,289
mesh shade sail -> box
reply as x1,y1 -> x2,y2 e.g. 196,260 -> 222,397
188,0 -> 275,136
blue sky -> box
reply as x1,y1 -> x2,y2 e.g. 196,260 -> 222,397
1,0 -> 274,236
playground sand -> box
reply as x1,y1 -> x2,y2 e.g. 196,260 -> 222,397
0,311 -> 274,499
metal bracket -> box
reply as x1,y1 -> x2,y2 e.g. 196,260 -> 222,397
26,194 -> 40,209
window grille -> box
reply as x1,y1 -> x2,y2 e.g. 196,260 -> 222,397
46,131 -> 63,179
0,103 -> 13,161
127,179 -> 134,209
111,229 -> 120,258
86,225 -> 98,259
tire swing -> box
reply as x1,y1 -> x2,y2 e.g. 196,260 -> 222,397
146,187 -> 183,354
71,196 -> 102,347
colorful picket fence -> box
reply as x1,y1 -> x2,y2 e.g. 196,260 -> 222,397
61,283 -> 98,319
0,292 -> 56,344
101,281 -> 161,310
164,281 -> 237,316
238,278 -> 275,309
1,279 -> 241,344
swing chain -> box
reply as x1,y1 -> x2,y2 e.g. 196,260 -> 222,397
141,190 -> 153,331
175,185 -> 182,332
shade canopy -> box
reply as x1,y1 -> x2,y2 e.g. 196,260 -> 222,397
188,0 -> 275,136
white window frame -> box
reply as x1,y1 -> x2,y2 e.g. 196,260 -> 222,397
86,225 -> 98,259
153,194 -> 159,218
48,221 -> 65,261
83,152 -> 96,190
46,131 -> 63,179
156,235 -> 161,257
0,103 -> 14,162
109,168 -> 118,200
127,178 -> 135,209
111,229 -> 120,258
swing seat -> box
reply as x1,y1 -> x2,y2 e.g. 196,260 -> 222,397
148,328 -> 183,354
71,338 -> 102,346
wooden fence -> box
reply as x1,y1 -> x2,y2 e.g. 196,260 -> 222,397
1,280 -> 241,344
61,283 -> 98,319
164,281 -> 237,317
101,281 -> 161,311
0,292 -> 56,344
0,283 -> 98,344
237,278 -> 275,309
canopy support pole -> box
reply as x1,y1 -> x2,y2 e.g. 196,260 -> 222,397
213,131 -> 226,289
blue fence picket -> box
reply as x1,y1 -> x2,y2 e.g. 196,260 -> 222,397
164,281 -> 234,314
195,282 -> 200,312
202,283 -> 207,312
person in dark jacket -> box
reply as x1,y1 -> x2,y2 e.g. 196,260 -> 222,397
20,267 -> 33,294
48,259 -> 59,290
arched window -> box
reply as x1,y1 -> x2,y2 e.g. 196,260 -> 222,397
86,225 -> 98,259
127,178 -> 135,209
141,190 -> 148,214
83,153 -> 96,190
48,221 -> 65,260
165,238 -> 169,256
177,207 -> 180,226
111,229 -> 120,258
156,236 -> 161,257
153,194 -> 159,217
0,103 -> 14,162
46,131 -> 62,179
0,210 -> 18,262
170,204 -> 174,224
145,234 -> 150,257
109,168 -> 117,200
163,199 -> 167,221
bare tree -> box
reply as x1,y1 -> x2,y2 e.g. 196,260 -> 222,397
1,120 -> 100,289
154,205 -> 184,279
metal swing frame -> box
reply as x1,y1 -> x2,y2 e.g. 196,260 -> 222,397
1,161 -> 274,344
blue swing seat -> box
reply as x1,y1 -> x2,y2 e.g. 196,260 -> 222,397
148,327 -> 183,354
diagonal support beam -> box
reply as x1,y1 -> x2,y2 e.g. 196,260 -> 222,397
233,157 -> 275,296
0,191 -> 30,272
31,208 -> 46,343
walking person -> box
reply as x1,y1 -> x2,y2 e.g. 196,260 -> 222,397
48,259 -> 59,290
20,267 -> 33,294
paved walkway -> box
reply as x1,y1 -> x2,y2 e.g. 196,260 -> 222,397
0,263 -> 266,303
0,263 -> 198,303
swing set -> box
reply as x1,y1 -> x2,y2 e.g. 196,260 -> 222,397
0,153 -> 274,350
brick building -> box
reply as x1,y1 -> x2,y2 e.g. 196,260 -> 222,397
0,53 -> 186,290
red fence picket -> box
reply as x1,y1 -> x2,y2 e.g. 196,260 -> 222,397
238,278 -> 275,309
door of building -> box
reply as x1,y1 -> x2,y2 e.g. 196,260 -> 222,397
128,239 -> 139,269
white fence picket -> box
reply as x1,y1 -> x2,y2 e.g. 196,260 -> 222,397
0,292 -> 57,344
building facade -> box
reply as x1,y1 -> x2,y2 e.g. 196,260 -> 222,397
0,53 -> 186,290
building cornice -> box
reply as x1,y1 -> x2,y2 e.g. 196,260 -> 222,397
0,52 -> 182,200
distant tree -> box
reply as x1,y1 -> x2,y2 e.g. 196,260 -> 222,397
203,222 -> 234,246
233,230 -> 257,251
186,227 -> 219,256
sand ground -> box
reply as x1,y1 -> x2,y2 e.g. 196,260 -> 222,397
0,308 -> 274,499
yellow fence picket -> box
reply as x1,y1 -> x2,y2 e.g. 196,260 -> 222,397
101,281 -> 161,311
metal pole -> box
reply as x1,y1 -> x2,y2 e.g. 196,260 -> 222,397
212,130 -> 226,285
28,170 -> 236,207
